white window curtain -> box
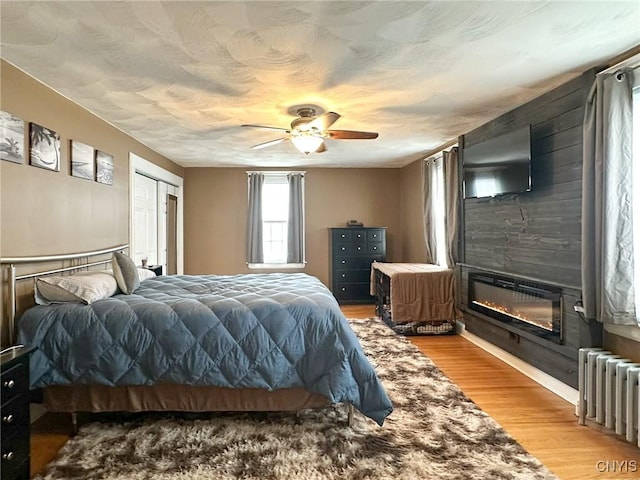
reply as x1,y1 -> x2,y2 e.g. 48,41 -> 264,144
422,147 -> 460,268
581,67 -> 638,326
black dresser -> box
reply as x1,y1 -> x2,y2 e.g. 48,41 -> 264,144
1,346 -> 34,480
329,227 -> 386,304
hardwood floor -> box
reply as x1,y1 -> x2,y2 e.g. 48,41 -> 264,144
343,305 -> 640,480
30,305 -> 639,479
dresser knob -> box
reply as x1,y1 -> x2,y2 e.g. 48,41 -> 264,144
2,451 -> 14,461
341,247 -> 346,251
341,260 -> 346,264
372,246 -> 377,250
341,287 -> 346,291
357,247 -> 362,251
2,414 -> 13,424
3,380 -> 14,389
341,273 -> 346,278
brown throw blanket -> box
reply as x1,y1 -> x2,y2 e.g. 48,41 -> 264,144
371,263 -> 460,323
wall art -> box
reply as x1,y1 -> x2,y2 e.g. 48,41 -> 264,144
96,150 -> 114,185
0,110 -> 25,164
71,140 -> 95,180
29,122 -> 60,171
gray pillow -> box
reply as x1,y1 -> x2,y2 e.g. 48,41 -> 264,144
112,252 -> 140,294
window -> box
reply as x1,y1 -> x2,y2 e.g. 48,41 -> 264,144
262,175 -> 289,264
430,156 -> 448,267
247,172 -> 305,268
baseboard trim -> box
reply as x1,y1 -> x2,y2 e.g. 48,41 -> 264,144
455,320 -> 579,406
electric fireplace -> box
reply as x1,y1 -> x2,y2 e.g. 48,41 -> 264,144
468,272 -> 562,343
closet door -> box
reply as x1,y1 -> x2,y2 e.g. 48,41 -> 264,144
166,194 -> 178,275
133,173 -> 158,266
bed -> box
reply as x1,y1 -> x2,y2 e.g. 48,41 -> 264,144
2,246 -> 393,426
371,262 -> 460,335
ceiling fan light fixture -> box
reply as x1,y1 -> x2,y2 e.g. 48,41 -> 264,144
291,134 -> 324,154
243,109 -> 377,154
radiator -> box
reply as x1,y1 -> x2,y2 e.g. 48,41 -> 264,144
578,348 -> 640,447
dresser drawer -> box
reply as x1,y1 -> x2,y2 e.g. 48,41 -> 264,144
331,229 -> 353,242
334,270 -> 370,283
351,243 -> 368,254
351,231 -> 366,241
1,428 -> 29,480
333,243 -> 354,255
1,393 -> 30,443
333,283 -> 372,301
367,230 -> 384,241
334,256 -> 379,270
1,363 -> 28,405
368,242 -> 383,254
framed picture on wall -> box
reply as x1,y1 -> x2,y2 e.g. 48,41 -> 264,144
70,140 -> 95,180
96,150 -> 114,185
0,110 -> 25,164
29,122 -> 60,171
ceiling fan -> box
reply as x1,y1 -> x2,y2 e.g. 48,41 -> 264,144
241,107 -> 378,154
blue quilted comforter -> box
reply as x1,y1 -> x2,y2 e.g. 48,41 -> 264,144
18,273 -> 392,425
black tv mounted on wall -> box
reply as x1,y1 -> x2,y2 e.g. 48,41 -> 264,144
463,124 -> 532,199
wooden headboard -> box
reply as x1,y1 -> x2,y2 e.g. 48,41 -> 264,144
0,244 -> 128,349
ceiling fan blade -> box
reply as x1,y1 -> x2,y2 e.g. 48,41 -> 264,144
328,130 -> 379,140
316,142 -> 327,153
250,138 -> 287,149
242,124 -> 290,132
308,112 -> 341,131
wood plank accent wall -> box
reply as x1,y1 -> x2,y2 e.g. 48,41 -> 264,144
459,69 -> 603,388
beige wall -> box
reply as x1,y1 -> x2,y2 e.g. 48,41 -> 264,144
399,158 -> 427,263
0,60 -> 183,346
183,167 -> 402,287
1,60 -> 183,257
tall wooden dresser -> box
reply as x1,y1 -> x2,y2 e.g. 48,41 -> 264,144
329,227 -> 386,304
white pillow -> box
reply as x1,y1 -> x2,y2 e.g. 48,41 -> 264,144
35,271 -> 119,305
138,267 -> 156,281
112,252 -> 140,294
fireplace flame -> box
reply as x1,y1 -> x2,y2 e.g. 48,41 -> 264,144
471,300 -> 552,331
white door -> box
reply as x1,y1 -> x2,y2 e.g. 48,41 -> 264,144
133,173 -> 158,266
129,152 -> 184,275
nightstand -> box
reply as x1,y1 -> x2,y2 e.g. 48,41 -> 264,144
1,346 -> 34,480
144,265 -> 163,276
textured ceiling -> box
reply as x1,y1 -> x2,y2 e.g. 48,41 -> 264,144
1,1 -> 639,168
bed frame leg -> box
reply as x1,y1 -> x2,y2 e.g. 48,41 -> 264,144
70,412 -> 78,435
347,404 -> 354,427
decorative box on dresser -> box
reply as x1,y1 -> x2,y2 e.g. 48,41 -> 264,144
329,227 -> 386,304
1,346 -> 34,480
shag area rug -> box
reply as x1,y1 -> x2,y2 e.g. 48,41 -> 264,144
36,318 -> 558,480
